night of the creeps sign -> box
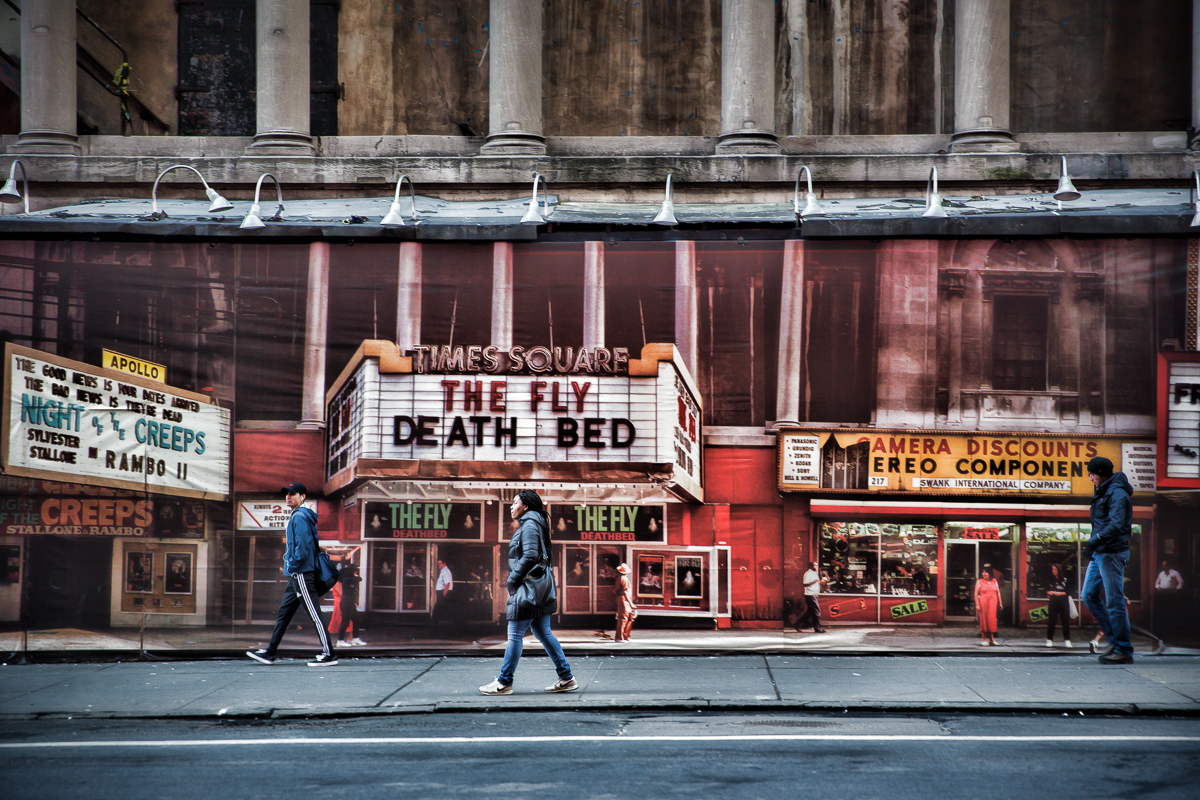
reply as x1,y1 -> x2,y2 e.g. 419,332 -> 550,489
3,344 -> 230,499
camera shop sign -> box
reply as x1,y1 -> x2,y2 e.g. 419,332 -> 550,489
325,342 -> 702,500
778,428 -> 1152,496
2,344 -> 230,500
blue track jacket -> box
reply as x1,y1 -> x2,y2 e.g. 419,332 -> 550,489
283,506 -> 319,576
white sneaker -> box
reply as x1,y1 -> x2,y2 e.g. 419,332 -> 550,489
1064,640 -> 1072,648
349,637 -> 367,646
479,679 -> 513,695
980,640 -> 990,646
545,677 -> 579,693
1046,639 -> 1054,647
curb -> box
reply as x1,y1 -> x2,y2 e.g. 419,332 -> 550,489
5,699 -> 1198,723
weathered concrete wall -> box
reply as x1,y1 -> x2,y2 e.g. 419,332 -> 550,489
340,0 -> 489,137
543,0 -> 720,137
75,0 -> 177,136
1011,0 -> 1189,133
784,0 -> 950,136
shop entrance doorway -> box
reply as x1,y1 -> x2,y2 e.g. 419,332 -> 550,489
218,534 -> 288,624
27,536 -> 112,629
944,540 -> 1015,624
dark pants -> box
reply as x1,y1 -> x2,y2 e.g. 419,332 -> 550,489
266,571 -> 333,657
338,602 -> 360,639
1046,594 -> 1071,641
798,594 -> 823,631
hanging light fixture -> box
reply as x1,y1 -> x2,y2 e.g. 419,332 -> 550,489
240,173 -> 285,230
923,166 -> 947,218
793,165 -> 822,218
151,165 -> 233,215
653,173 -> 678,226
520,173 -> 551,225
1053,155 -> 1081,202
381,174 -> 418,227
0,159 -> 29,215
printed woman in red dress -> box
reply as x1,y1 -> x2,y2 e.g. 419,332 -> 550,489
974,567 -> 1003,646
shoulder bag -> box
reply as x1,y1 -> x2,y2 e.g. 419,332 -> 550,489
514,528 -> 557,614
313,527 -> 340,596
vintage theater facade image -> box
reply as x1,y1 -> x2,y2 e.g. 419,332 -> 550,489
778,429 -> 1156,626
318,339 -> 721,625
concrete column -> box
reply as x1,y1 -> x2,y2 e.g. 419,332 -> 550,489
717,0 -> 780,154
10,0 -> 80,154
773,241 -> 804,427
249,0 -> 314,154
298,243 -> 329,430
583,242 -> 605,350
491,243 -> 514,349
1192,0 -> 1200,149
674,241 -> 699,381
951,0 -> 1017,152
396,242 -> 422,351
482,0 -> 545,156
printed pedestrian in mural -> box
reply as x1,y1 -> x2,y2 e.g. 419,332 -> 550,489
974,567 -> 1002,646
432,558 -> 454,624
337,562 -> 366,646
479,490 -> 577,695
1081,456 -> 1135,664
614,563 -> 636,642
1154,560 -> 1184,635
797,561 -> 826,633
246,482 -> 337,666
1045,563 -> 1073,647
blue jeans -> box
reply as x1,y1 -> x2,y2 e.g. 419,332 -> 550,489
497,615 -> 572,686
1082,552 -> 1132,656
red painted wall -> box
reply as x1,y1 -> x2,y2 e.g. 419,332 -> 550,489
233,429 -> 326,495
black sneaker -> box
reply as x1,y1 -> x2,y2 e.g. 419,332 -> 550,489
1099,652 -> 1134,665
308,653 -> 338,667
246,649 -> 276,665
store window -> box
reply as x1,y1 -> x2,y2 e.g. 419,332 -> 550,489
1026,523 -> 1144,600
818,522 -> 938,597
370,541 -> 429,612
992,295 -> 1048,391
1026,523 -> 1084,598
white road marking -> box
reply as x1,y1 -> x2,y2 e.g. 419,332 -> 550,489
2,734 -> 1198,749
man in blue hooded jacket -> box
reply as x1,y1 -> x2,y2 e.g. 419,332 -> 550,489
1080,457 -> 1134,664
246,482 -> 337,666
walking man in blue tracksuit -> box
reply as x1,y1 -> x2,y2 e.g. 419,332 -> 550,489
246,482 -> 337,666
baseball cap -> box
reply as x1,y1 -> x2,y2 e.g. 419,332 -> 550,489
282,482 -> 307,495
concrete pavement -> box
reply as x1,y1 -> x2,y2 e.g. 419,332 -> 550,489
1,650 -> 1198,721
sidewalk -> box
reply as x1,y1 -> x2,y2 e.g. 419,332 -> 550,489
1,650 -> 1198,721
1,621 -> 1195,658
2,624 -> 1198,722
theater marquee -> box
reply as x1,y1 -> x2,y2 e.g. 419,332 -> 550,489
778,428 -> 1153,497
325,341 -> 702,502
2,344 -> 230,500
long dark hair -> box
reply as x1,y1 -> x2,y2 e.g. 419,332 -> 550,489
517,489 -> 550,544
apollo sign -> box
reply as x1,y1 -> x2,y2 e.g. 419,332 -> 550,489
325,341 -> 702,501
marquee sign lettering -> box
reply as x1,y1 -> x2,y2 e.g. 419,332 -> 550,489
549,504 -> 666,543
411,345 -> 630,375
779,428 -> 1152,497
325,342 -> 703,501
2,344 -> 230,500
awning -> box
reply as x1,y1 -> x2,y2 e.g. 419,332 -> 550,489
809,498 -> 1154,521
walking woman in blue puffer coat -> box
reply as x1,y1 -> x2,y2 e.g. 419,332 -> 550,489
479,489 -> 578,695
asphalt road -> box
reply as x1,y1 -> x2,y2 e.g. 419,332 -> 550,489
4,711 -> 1198,800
